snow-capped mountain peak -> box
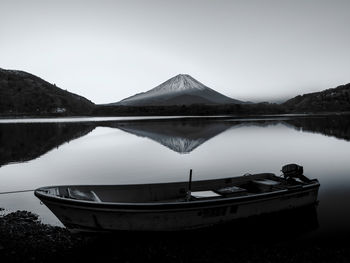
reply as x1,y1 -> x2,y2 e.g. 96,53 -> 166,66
152,74 -> 208,93
115,74 -> 243,106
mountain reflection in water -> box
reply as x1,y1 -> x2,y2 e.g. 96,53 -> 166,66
106,120 -> 233,154
104,115 -> 350,153
1,115 -> 350,166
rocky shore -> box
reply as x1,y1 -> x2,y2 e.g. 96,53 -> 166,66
0,210 -> 90,262
1,209 -> 349,263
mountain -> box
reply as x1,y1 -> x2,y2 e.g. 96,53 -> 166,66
283,83 -> 350,112
0,68 -> 95,115
112,74 -> 243,106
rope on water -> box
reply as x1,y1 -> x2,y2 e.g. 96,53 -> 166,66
0,189 -> 35,195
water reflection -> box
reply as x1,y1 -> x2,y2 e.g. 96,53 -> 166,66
1,115 -> 350,166
88,205 -> 319,258
1,115 -> 350,239
105,120 -> 233,154
104,116 -> 350,153
284,115 -> 350,141
0,123 -> 95,167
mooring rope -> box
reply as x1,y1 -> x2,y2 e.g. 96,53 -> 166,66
0,189 -> 35,195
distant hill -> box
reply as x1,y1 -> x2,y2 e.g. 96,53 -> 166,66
111,74 -> 244,106
283,83 -> 350,112
0,68 -> 94,116
1,67 -> 349,117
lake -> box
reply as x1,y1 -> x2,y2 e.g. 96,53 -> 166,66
1,114 -> 350,242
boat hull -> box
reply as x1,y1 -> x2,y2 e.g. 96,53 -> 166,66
37,184 -> 319,232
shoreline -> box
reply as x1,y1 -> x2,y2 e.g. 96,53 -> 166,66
0,112 -> 349,123
1,209 -> 349,263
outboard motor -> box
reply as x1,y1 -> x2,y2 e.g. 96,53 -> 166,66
282,164 -> 311,183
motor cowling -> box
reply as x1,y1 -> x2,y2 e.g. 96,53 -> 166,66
282,164 -> 304,179
281,163 -> 313,183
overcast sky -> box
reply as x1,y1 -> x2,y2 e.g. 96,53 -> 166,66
1,0 -> 349,104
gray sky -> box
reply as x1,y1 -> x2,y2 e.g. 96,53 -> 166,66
1,0 -> 350,104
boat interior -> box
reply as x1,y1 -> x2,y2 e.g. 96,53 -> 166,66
38,173 -> 315,204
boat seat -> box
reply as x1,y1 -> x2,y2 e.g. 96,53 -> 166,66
215,185 -> 247,197
190,190 -> 222,200
251,179 -> 281,192
66,188 -> 102,202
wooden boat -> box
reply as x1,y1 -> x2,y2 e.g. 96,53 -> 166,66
35,164 -> 320,232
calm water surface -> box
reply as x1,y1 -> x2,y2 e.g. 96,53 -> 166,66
0,115 -> 350,241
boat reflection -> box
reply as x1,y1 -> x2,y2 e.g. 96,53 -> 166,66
68,205 -> 319,261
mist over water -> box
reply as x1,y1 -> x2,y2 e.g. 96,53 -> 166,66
0,115 -> 350,240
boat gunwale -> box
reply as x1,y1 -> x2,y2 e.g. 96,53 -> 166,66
34,181 -> 320,211
36,173 -> 275,191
